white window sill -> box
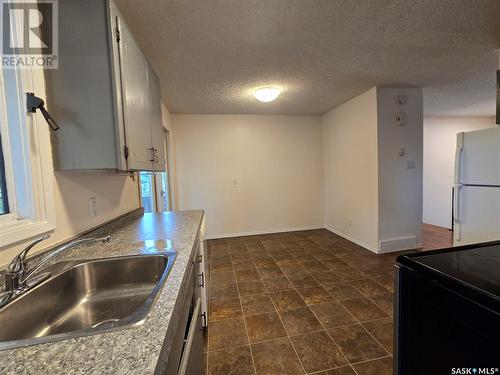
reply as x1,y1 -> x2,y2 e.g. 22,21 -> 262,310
0,216 -> 55,248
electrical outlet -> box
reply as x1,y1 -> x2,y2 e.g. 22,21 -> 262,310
232,178 -> 238,186
89,196 -> 97,217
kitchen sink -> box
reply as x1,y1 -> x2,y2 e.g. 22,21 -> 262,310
0,253 -> 176,350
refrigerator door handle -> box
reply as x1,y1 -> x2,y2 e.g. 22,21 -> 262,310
454,184 -> 462,241
454,133 -> 465,185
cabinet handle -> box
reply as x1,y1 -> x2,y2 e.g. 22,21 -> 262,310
149,147 -> 159,163
198,272 -> 204,287
201,312 -> 207,329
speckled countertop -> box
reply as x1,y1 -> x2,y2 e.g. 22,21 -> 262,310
0,209 -> 204,375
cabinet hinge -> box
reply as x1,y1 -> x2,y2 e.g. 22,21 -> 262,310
124,145 -> 129,159
115,26 -> 121,42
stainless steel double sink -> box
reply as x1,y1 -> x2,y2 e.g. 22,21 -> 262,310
0,253 -> 176,350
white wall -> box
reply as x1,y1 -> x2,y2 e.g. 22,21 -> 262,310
377,87 -> 423,249
172,114 -> 324,238
322,87 -> 423,253
322,88 -> 380,250
423,116 -> 496,228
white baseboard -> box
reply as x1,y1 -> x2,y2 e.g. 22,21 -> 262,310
205,225 -> 325,240
324,225 -> 379,254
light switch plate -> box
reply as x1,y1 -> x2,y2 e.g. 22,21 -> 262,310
407,161 -> 416,169
89,196 -> 97,217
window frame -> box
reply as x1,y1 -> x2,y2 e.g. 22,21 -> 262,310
0,17 -> 56,248
0,133 -> 10,215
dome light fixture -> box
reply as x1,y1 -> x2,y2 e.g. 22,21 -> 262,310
253,87 -> 281,102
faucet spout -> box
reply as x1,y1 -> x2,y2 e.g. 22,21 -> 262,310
1,235 -> 112,308
22,236 -> 112,285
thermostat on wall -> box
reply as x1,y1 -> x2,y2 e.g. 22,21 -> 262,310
396,95 -> 408,105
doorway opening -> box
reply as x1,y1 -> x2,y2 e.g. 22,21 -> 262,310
138,130 -> 173,213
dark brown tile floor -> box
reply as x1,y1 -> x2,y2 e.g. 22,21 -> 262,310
204,229 -> 402,375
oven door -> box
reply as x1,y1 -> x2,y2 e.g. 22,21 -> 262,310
395,265 -> 500,375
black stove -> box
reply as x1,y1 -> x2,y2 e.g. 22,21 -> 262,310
395,241 -> 500,375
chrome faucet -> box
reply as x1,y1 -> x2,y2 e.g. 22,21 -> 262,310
1,234 -> 111,308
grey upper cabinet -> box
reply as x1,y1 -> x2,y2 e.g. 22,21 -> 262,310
147,62 -> 167,171
46,0 -> 165,172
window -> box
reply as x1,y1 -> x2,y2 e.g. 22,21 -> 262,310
139,170 -> 171,213
0,57 -> 56,248
139,172 -> 155,213
0,134 -> 9,215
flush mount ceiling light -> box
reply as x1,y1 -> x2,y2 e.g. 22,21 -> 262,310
253,87 -> 281,102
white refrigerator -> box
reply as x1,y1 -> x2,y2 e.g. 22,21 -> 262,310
453,126 -> 500,245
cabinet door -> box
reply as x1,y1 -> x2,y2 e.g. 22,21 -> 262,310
116,16 -> 153,170
147,63 -> 167,171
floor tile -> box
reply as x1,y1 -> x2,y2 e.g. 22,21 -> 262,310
358,263 -> 394,277
328,324 -> 387,363
309,301 -> 356,329
333,266 -> 365,281
211,271 -> 236,283
352,357 -> 392,375
297,286 -> 333,305
208,345 -> 255,375
340,297 -> 388,322
253,256 -> 277,269
208,318 -> 249,350
258,266 -> 285,280
310,271 -> 341,285
315,367 -> 357,375
209,297 -> 242,321
362,318 -> 393,352
323,259 -> 349,271
370,292 -> 393,315
235,269 -> 261,283
245,312 -> 287,343
291,253 -> 312,262
348,278 -> 390,297
272,253 -> 295,264
279,306 -> 323,335
288,274 -> 320,288
211,256 -> 234,272
237,280 -> 266,296
279,262 -> 308,276
210,279 -> 239,300
240,293 -> 276,315
300,260 -> 330,273
372,275 -> 395,293
232,262 -> 256,271
251,337 -> 304,375
262,276 -> 294,292
291,330 -> 348,372
323,283 -> 363,300
269,289 -> 306,311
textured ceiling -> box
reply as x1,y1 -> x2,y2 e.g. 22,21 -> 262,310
115,0 -> 500,116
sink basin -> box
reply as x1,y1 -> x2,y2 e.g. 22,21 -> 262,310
0,253 -> 176,350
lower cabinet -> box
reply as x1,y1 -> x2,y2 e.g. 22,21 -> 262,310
177,298 -> 203,375
163,243 -> 204,375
